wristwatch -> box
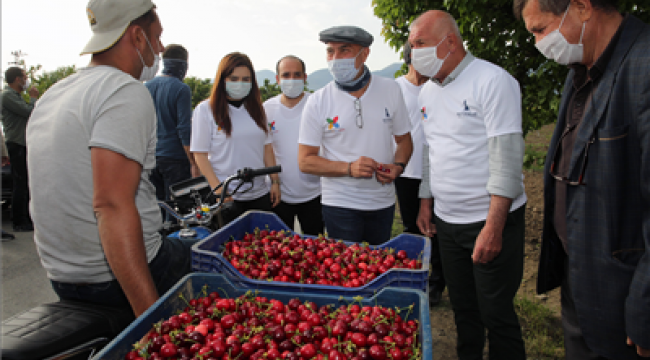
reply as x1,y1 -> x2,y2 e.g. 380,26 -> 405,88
271,179 -> 281,185
394,162 -> 406,171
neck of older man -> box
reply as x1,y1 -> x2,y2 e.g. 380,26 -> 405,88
89,34 -> 143,80
583,10 -> 624,69
347,66 -> 371,98
433,46 -> 467,84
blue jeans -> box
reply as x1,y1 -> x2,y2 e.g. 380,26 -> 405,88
50,236 -> 198,315
321,204 -> 395,245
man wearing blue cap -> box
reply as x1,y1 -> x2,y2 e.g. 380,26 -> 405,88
298,25 -> 413,245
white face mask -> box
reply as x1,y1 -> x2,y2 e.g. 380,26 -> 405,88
411,36 -> 449,77
225,81 -> 252,100
280,79 -> 304,98
136,30 -> 160,82
327,50 -> 363,83
535,3 -> 586,65
22,78 -> 30,91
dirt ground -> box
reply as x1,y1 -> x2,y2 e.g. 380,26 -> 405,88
429,124 -> 560,360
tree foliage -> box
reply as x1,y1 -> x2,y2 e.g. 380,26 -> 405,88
33,66 -> 76,94
372,0 -> 649,135
260,79 -> 281,102
184,76 -> 212,109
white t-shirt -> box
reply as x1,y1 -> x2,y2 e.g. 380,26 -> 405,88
299,76 -> 411,210
395,76 -> 425,179
419,58 -> 527,224
190,100 -> 271,201
264,93 -> 321,204
26,66 -> 162,283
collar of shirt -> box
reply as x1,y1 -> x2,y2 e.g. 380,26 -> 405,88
570,14 -> 628,88
432,52 -> 476,87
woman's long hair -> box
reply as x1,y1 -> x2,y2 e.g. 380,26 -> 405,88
209,52 -> 267,137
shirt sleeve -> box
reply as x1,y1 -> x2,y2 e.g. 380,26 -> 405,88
89,82 -> 154,166
419,143 -> 432,198
486,133 -> 524,199
2,90 -> 35,118
482,70 -> 523,138
392,86 -> 412,136
176,84 -> 193,147
190,103 -> 214,153
298,95 -> 323,147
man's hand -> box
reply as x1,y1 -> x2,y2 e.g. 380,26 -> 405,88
350,156 -> 378,178
190,164 -> 201,178
472,224 -> 503,264
270,183 -> 281,207
375,163 -> 402,185
28,87 -> 39,99
1,156 -> 9,166
417,198 -> 436,237
627,337 -> 650,357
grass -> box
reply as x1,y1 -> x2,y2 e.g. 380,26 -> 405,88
515,296 -> 565,359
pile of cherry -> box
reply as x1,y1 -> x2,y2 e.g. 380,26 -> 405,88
222,229 -> 423,287
125,290 -> 422,359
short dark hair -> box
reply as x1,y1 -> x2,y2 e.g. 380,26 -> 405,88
163,44 -> 188,61
513,0 -> 617,20
4,67 -> 24,84
276,55 -> 306,75
403,42 -> 412,65
129,8 -> 158,37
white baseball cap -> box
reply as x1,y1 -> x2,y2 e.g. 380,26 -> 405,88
81,0 -> 155,55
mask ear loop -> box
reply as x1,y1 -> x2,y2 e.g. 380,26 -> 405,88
559,2 -> 571,30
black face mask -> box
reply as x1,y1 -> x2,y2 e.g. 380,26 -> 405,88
162,59 -> 188,80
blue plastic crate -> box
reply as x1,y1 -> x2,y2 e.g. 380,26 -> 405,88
91,273 -> 432,360
191,211 -> 431,296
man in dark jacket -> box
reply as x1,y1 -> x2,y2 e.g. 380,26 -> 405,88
516,0 -> 650,358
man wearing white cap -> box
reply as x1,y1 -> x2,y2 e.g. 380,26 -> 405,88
298,26 -> 413,245
26,0 -> 194,317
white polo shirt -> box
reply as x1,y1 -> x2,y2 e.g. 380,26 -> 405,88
299,76 -> 411,211
190,100 -> 271,201
419,58 -> 527,224
395,76 -> 425,179
264,93 -> 320,204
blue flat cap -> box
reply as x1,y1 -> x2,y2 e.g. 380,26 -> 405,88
319,26 -> 374,47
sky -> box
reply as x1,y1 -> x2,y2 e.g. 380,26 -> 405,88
1,0 -> 403,80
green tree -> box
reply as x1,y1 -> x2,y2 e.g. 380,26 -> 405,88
259,78 -> 281,102
184,76 -> 212,109
33,65 -> 77,96
372,0 -> 649,135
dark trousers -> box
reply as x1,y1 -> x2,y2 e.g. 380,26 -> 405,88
395,176 -> 421,234
561,258 -> 642,360
321,204 -> 395,245
6,142 -> 31,226
50,235 -> 198,317
150,157 -> 192,202
273,196 -> 324,236
396,177 -> 445,293
435,205 -> 526,360
150,157 -> 192,223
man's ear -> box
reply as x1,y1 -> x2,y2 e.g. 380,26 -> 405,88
573,0 -> 594,23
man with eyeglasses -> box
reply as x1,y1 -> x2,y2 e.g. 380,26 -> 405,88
516,0 -> 650,358
411,10 -> 527,360
298,26 -> 413,245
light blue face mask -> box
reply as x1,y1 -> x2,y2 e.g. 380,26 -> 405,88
327,50 -> 363,83
225,81 -> 252,100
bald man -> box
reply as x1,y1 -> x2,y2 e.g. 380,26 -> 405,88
411,11 -> 527,360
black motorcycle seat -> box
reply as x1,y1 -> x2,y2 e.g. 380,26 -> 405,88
1,300 -> 134,360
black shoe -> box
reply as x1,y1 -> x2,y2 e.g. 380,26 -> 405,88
2,230 -> 15,242
13,223 -> 34,232
429,289 -> 442,307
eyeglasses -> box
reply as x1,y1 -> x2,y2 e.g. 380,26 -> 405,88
548,124 -> 594,186
354,99 -> 363,129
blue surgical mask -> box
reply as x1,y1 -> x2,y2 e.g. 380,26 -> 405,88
225,81 -> 252,100
327,50 -> 363,83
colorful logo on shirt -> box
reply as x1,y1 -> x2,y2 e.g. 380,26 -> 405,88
268,121 -> 276,131
457,100 -> 478,117
327,116 -> 340,130
421,107 -> 428,121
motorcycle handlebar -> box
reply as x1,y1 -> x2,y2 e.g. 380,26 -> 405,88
238,165 -> 282,181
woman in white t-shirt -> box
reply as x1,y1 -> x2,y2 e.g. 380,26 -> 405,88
190,52 -> 280,218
